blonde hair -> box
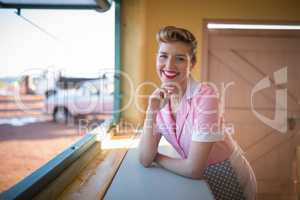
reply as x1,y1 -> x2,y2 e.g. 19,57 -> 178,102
156,26 -> 197,63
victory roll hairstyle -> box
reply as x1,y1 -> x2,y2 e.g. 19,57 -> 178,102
156,26 -> 198,63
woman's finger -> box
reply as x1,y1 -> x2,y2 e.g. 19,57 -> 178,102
163,85 -> 177,95
159,88 -> 169,100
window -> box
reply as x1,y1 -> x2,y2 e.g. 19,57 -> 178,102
0,1 -> 120,198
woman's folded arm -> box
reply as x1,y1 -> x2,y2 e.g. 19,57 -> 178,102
154,141 -> 214,179
138,112 -> 161,167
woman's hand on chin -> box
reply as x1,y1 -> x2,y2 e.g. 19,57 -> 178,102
147,87 -> 169,114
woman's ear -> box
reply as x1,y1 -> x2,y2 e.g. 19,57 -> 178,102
190,62 -> 196,70
187,63 -> 195,75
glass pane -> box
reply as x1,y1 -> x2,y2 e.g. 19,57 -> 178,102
0,4 -> 115,192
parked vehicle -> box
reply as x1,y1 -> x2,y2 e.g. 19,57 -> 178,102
44,80 -> 114,123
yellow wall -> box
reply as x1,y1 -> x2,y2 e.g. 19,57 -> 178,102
120,0 -> 147,125
121,0 -> 300,124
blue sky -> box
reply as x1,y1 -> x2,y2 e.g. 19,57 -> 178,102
0,5 -> 115,78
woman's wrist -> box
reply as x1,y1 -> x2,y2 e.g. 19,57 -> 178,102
154,152 -> 161,163
154,153 -> 166,167
145,107 -> 158,119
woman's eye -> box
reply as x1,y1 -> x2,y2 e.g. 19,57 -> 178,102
159,55 -> 167,59
176,57 -> 186,62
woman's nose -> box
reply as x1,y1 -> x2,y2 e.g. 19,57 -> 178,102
165,57 -> 176,69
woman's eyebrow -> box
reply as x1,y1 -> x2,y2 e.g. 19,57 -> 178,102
158,52 -> 188,58
174,54 -> 191,59
158,51 -> 168,55
176,54 -> 187,57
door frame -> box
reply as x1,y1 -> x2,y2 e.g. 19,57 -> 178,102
201,19 -> 300,197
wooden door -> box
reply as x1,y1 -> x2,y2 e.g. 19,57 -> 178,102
203,28 -> 300,200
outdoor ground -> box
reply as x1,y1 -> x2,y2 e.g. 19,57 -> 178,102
0,121 -> 84,192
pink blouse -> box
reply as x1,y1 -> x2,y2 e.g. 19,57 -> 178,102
155,78 -> 235,166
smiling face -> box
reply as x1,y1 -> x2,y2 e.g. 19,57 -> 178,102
156,42 -> 194,89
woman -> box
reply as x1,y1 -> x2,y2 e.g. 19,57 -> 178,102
138,26 -> 257,200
